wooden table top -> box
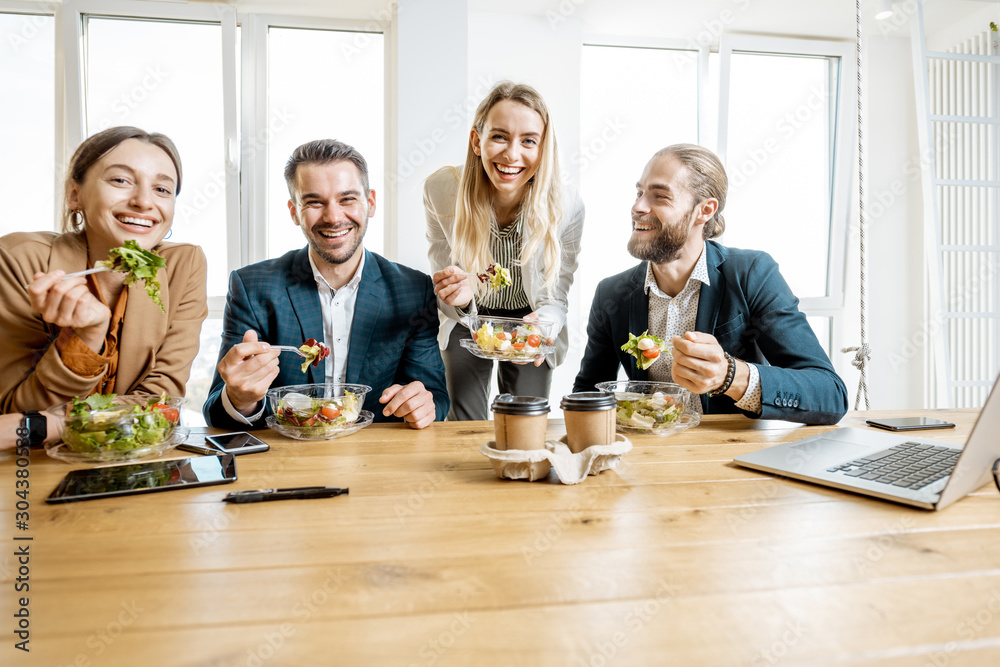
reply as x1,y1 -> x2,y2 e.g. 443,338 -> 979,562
3,409 -> 999,666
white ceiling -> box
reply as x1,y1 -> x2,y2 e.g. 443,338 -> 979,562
219,0 -> 993,42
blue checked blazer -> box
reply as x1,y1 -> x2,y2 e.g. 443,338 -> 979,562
573,241 -> 848,424
203,248 -> 449,429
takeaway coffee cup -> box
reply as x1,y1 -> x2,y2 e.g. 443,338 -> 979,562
490,395 -> 550,451
560,392 -> 618,453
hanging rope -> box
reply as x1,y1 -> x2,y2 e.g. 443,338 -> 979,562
842,0 -> 872,410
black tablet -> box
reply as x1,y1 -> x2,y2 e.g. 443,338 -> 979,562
46,454 -> 237,503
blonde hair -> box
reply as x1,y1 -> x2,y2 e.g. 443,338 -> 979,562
653,144 -> 727,239
453,81 -> 563,294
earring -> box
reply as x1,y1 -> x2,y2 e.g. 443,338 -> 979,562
71,210 -> 84,228
165,229 -> 173,240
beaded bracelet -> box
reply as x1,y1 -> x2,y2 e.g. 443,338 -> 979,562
708,352 -> 736,397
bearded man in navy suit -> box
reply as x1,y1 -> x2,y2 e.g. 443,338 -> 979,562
574,144 -> 847,425
204,139 -> 448,430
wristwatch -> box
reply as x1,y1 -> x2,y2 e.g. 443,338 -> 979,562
19,411 -> 47,448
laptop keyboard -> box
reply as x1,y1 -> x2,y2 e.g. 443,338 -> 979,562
826,441 -> 961,490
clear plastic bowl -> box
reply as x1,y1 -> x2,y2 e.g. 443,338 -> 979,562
266,383 -> 372,440
595,381 -> 700,436
48,395 -> 187,463
460,315 -> 557,362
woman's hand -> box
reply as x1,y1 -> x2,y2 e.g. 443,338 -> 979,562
432,265 -> 474,309
28,270 -> 111,353
516,311 -> 547,367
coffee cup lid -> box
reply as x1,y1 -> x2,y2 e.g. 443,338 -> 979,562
490,394 -> 550,416
559,392 -> 618,411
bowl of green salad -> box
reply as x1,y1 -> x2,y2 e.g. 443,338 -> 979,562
595,381 -> 700,436
47,394 -> 188,463
265,383 -> 373,440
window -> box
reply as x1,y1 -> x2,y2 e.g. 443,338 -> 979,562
265,27 -> 384,260
0,11 -> 54,235
717,35 -> 854,317
84,16 -> 230,296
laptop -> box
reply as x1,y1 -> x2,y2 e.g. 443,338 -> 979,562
732,375 -> 1000,510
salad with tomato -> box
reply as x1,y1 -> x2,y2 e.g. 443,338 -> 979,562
297,338 -> 331,373
472,322 -> 552,359
274,391 -> 361,436
62,393 -> 181,454
615,391 -> 684,430
621,331 -> 670,370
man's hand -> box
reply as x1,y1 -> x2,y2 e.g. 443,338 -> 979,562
671,331 -> 746,397
217,330 -> 280,416
28,270 -> 112,353
432,265 -> 473,309
379,381 -> 436,429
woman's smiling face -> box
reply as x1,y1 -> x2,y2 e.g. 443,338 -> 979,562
67,138 -> 178,254
471,99 -> 545,203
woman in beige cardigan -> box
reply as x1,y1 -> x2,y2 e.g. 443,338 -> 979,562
0,126 -> 207,449
425,82 -> 584,420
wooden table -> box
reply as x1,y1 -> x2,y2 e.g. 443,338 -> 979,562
3,409 -> 999,666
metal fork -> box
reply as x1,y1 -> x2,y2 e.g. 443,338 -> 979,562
271,345 -> 308,358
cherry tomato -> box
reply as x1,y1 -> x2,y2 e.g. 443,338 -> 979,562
473,331 -> 478,341
512,342 -> 525,350
151,403 -> 180,422
527,334 -> 541,347
495,332 -> 508,341
321,405 -> 340,420
641,348 -> 660,359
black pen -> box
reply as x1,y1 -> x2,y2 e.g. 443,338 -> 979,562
223,487 -> 349,503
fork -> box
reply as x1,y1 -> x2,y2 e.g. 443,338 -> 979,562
62,266 -> 111,279
270,345 -> 307,358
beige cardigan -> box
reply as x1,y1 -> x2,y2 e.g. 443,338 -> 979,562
423,165 -> 585,368
0,231 -> 208,412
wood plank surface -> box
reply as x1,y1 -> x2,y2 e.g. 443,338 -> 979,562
2,410 -> 998,666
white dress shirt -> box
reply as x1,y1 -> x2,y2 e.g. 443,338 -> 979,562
644,248 -> 761,415
221,251 -> 366,424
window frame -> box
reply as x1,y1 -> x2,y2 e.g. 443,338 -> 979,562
717,33 -> 855,316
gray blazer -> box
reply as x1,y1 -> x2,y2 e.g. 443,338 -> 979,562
423,165 -> 585,368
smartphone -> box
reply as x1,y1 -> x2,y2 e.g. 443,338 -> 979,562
866,417 -> 956,431
47,454 -> 237,503
206,432 -> 270,455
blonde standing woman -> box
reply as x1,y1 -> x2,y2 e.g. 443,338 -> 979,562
424,81 -> 585,420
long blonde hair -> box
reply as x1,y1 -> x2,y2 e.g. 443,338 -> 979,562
453,81 -> 563,294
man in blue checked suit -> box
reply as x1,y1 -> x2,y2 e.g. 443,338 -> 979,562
204,139 -> 449,430
573,144 -> 847,425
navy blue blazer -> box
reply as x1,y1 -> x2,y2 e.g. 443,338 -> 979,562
203,248 -> 449,429
573,241 -> 848,424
